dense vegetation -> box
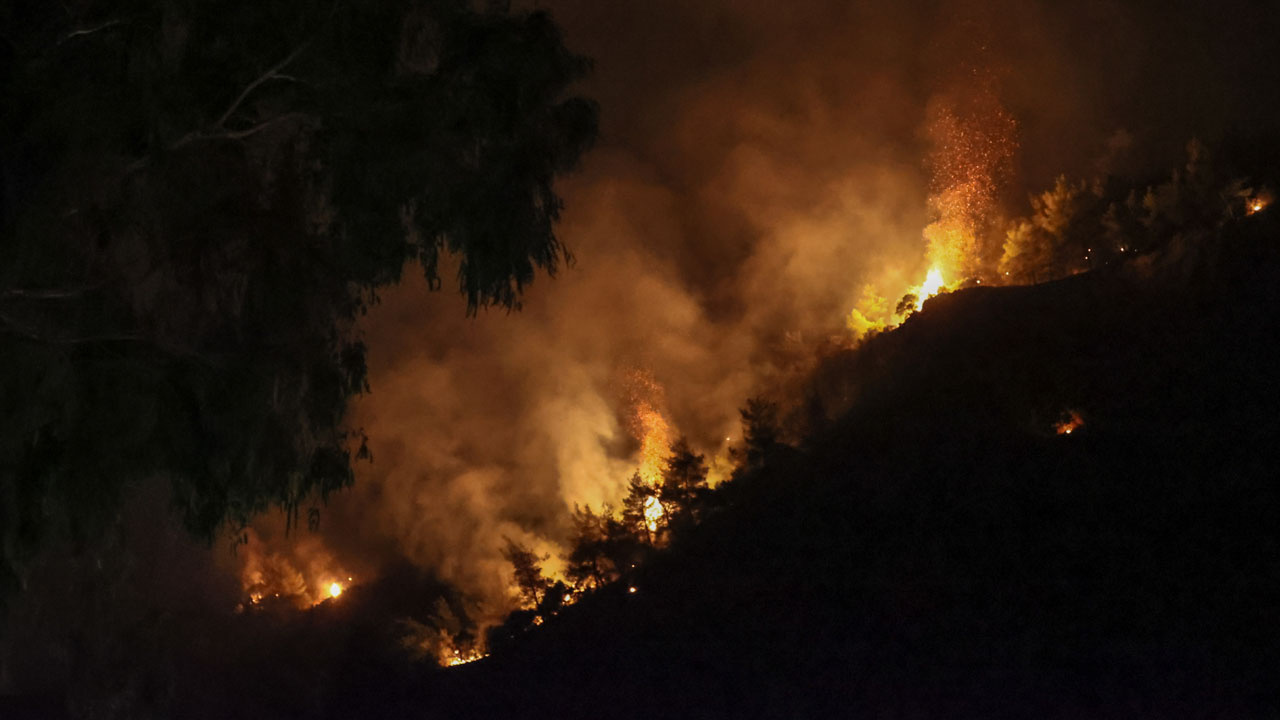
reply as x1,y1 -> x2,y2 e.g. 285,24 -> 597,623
0,0 -> 597,591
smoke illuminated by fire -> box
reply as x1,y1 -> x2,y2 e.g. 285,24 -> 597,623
1055,410 -> 1085,435
236,528 -> 354,610
626,369 -> 674,533
209,0 -> 1272,674
847,76 -> 1017,339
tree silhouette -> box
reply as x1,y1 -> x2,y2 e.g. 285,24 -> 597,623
658,438 -> 710,529
501,538 -> 550,609
566,505 -> 613,589
0,0 -> 597,589
730,397 -> 784,474
622,472 -> 659,543
895,293 -> 919,318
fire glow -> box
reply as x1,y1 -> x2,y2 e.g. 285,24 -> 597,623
1055,410 -> 1085,435
236,529 -> 354,610
627,370 -> 674,533
922,83 -> 1018,283
846,80 -> 1016,340
914,267 -> 946,311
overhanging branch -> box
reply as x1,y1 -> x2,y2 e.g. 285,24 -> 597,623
214,42 -> 312,129
57,19 -> 123,46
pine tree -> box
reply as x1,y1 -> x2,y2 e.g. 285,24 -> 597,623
658,438 -> 709,527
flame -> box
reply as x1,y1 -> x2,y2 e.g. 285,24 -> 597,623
642,495 -> 664,533
922,81 -> 1018,282
847,81 -> 1015,342
634,402 -> 671,488
914,267 -> 946,311
1055,410 -> 1084,435
625,369 -> 673,531
235,528 -> 353,609
1247,194 -> 1269,215
446,648 -> 487,667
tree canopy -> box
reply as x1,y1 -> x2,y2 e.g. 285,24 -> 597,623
0,0 -> 597,588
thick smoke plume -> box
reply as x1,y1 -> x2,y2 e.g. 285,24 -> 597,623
238,0 -> 1280,624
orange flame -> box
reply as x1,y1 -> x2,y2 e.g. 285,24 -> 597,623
236,529 -> 353,610
847,80 -> 1015,340
625,369 -> 673,531
633,401 -> 671,488
923,82 -> 1017,282
914,267 -> 947,311
1055,410 -> 1085,435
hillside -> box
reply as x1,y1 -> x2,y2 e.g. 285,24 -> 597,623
336,208 -> 1280,718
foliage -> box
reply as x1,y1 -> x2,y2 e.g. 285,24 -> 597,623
0,0 -> 597,588
998,176 -> 1104,283
500,538 -> 550,609
998,140 -> 1264,285
657,437 -> 710,526
565,505 -> 643,590
621,472 -> 657,544
893,293 -> 918,319
729,397 -> 784,475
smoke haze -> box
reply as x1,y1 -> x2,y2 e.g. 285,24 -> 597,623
251,0 -> 1280,615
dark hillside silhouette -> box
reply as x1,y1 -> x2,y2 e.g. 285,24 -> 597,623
354,201 -> 1280,719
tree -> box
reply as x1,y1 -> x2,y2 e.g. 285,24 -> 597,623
501,538 -> 550,609
621,472 -> 658,543
565,505 -> 612,590
998,176 -> 1102,283
0,0 -> 598,589
658,437 -> 709,528
894,293 -> 919,319
730,397 -> 784,474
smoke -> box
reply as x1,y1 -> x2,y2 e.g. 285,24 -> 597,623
243,0 -> 1280,621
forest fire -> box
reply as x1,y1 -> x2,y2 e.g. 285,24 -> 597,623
446,649 -> 487,667
1055,410 -> 1085,435
1247,194 -> 1270,215
914,267 -> 947,311
922,81 -> 1018,282
236,529 -> 354,610
846,80 -> 1015,340
626,370 -> 675,532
